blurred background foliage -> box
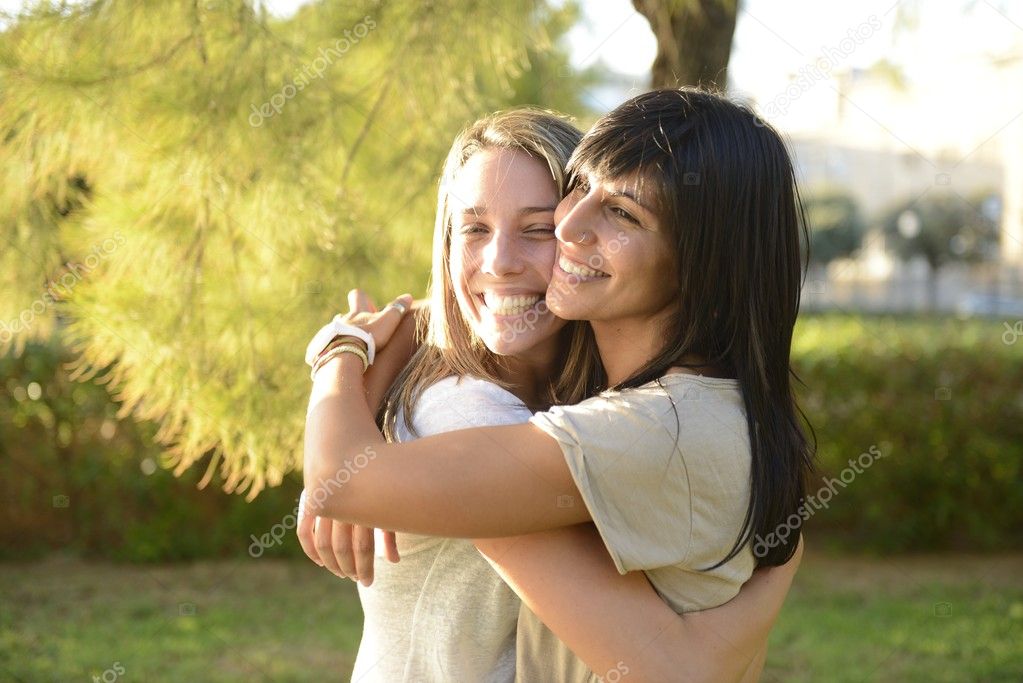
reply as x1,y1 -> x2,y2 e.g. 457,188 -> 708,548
1,0 -> 1020,563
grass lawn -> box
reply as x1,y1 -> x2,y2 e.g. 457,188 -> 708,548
2,552 -> 1021,682
764,553 -> 1023,682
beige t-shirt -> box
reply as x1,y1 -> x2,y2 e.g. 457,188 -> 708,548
515,373 -> 756,682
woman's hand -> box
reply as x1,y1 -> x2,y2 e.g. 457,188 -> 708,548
342,289 -> 413,352
297,489 -> 400,586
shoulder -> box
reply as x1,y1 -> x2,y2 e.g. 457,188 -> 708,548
528,375 -> 751,574
418,374 -> 517,401
530,374 -> 747,456
410,375 -> 532,436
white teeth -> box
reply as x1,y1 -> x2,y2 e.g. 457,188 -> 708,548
559,254 -> 608,278
481,293 -> 543,316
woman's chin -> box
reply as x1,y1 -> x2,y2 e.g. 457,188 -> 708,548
545,297 -> 588,322
481,334 -> 540,358
474,322 -> 558,359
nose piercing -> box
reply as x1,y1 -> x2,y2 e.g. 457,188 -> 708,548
578,230 -> 592,244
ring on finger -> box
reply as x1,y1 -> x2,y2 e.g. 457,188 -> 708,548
388,299 -> 408,316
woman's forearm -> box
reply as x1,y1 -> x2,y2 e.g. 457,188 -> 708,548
303,362 -> 585,536
475,526 -> 730,682
475,529 -> 802,683
303,354 -> 388,517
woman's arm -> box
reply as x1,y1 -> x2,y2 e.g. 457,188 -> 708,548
474,528 -> 803,683
304,352 -> 587,536
297,292 -> 425,581
362,297 -> 424,412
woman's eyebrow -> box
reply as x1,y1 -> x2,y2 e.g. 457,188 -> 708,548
518,205 -> 557,215
606,189 -> 654,215
460,205 -> 555,217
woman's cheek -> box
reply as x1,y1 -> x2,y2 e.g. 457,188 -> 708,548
451,240 -> 478,280
525,239 -> 558,281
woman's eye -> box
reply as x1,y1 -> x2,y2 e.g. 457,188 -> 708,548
526,223 -> 556,236
459,223 -> 487,235
611,206 -> 638,224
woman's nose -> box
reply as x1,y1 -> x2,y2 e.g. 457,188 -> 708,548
480,230 -> 524,277
555,195 -> 595,246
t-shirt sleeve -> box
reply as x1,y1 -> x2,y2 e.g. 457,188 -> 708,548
529,395 -> 693,573
410,377 -> 533,437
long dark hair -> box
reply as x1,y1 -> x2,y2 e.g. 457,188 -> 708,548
568,88 -> 814,568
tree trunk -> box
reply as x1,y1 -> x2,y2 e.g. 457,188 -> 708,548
927,263 -> 940,312
632,0 -> 738,89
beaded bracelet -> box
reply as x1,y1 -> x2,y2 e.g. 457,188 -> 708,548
317,335 -> 364,360
310,343 -> 369,380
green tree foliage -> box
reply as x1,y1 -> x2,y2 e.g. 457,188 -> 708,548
506,2 -> 602,118
803,186 -> 866,265
1,0 -> 593,498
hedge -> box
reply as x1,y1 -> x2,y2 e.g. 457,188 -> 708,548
2,314 -> 1020,561
793,314 -> 1023,553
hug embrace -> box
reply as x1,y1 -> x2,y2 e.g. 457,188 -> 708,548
298,87 -> 814,682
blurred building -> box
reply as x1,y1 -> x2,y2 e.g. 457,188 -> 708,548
789,136 -> 1002,217
777,65 -> 1003,216
996,50 -> 1023,265
767,57 -> 1021,272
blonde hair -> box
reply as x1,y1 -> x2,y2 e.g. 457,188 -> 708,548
380,109 -> 603,439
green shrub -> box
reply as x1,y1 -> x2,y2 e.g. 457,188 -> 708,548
793,314 -> 1023,553
0,338 -> 304,562
2,314 -> 1020,561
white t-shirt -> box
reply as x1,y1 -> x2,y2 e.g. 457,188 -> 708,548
514,373 -> 757,682
350,376 -> 531,683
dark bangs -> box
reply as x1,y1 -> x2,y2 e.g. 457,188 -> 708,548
565,90 -> 708,225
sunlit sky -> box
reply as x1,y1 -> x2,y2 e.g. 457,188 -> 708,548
247,0 -> 1023,102
3,0 -> 1021,153
5,0 -> 1020,97
561,0 -> 1023,159
566,0 -> 1021,82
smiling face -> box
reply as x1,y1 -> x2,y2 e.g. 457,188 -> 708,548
547,171 -> 677,325
447,147 -> 566,358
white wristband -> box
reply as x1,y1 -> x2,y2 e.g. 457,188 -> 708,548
304,315 -> 376,367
